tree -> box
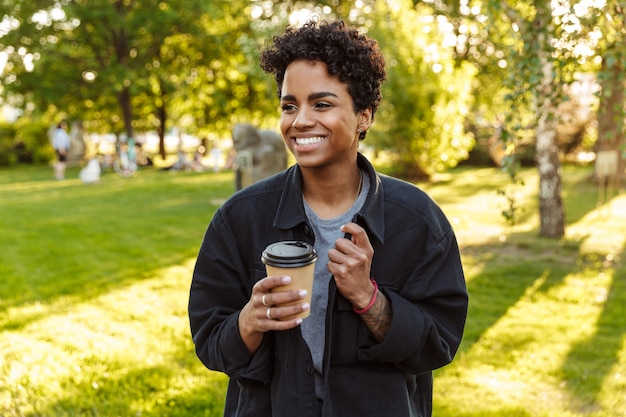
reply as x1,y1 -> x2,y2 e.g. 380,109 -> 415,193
0,0 -> 241,159
579,1 -> 626,183
364,0 -> 476,180
172,3 -> 279,139
1,0 -> 481,177
482,1 -> 576,237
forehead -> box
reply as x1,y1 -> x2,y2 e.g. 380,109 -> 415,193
281,60 -> 349,98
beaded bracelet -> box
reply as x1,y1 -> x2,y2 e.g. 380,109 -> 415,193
352,279 -> 378,314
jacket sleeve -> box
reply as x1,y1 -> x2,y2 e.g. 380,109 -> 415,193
357,227 -> 468,374
188,208 -> 273,382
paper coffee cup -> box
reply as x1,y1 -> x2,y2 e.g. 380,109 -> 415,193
261,241 -> 317,319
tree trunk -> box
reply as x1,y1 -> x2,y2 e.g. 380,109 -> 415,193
595,54 -> 625,186
119,86 -> 134,140
157,101 -> 167,160
535,30 -> 565,238
536,122 -> 565,237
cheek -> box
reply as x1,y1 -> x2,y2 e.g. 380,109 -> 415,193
279,117 -> 293,147
279,117 -> 290,137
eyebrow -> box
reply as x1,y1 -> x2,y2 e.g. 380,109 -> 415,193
280,91 -> 339,102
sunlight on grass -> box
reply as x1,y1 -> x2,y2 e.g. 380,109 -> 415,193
434,178 -> 626,417
566,194 -> 626,257
600,342 -> 626,410
2,164 -> 625,417
0,259 -> 227,416
0,167 -> 232,416
437,266 -> 624,416
424,167 -> 541,248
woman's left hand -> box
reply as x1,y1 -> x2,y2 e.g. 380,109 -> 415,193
328,222 -> 375,309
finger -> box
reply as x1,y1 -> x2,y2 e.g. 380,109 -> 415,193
264,316 -> 305,331
265,303 -> 310,322
328,244 -> 354,265
253,275 -> 292,294
328,248 -> 368,273
257,308 -> 305,332
261,293 -> 271,307
340,223 -> 369,247
259,289 -> 306,308
332,238 -> 368,262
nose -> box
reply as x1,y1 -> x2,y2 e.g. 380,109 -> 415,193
291,107 -> 315,129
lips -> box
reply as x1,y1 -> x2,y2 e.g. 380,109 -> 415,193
294,136 -> 325,146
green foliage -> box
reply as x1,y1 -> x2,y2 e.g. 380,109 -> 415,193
497,154 -> 525,225
366,0 -> 476,179
175,2 -> 279,136
3,0 -> 622,193
0,123 -> 18,166
481,1 -> 580,234
0,0 -> 245,139
13,118 -> 54,163
0,119 -> 52,165
0,0 -> 483,178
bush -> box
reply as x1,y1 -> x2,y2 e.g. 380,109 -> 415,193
0,123 -> 18,166
0,119 -> 55,166
14,119 -> 55,163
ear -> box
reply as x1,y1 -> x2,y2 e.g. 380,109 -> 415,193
358,108 -> 373,131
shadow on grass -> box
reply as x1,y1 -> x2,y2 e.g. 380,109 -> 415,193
560,249 -> 626,414
458,224 -> 625,415
453,166 -> 604,353
425,165 -> 605,230
459,232 -> 579,350
424,167 -> 518,204
0,168 -> 234,332
18,342 -> 228,417
561,169 -> 607,225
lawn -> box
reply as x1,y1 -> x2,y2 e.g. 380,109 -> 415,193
0,163 -> 624,416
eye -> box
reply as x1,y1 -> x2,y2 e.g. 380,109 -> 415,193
281,103 -> 297,112
314,102 -> 332,109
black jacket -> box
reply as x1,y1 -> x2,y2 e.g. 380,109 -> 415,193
189,154 -> 468,417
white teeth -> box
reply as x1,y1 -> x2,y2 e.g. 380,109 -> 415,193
295,136 -> 324,146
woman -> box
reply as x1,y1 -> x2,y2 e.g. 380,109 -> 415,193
189,20 -> 468,417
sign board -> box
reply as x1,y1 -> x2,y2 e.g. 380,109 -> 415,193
595,150 -> 619,178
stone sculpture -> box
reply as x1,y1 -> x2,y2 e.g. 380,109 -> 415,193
232,123 -> 288,190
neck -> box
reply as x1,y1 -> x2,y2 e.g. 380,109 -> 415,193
301,166 -> 362,219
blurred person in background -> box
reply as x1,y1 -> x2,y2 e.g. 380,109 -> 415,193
52,120 -> 71,180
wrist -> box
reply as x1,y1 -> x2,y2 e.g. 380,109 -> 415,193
352,279 -> 378,314
238,307 -> 263,354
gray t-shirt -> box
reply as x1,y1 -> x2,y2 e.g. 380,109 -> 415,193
301,170 -> 370,399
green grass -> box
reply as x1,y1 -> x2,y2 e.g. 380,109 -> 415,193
1,166 -> 230,416
1,163 -> 625,416
424,166 -> 626,417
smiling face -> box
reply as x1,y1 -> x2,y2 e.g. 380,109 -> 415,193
279,60 -> 371,170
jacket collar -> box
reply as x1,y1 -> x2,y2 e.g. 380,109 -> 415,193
274,153 -> 385,245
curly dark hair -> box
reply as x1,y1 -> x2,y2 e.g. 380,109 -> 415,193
259,20 -> 387,139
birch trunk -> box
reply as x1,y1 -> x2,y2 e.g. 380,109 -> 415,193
536,44 -> 565,238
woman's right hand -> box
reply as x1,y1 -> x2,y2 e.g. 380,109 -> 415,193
238,275 -> 309,354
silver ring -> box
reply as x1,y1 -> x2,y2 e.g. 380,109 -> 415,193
266,308 -> 272,320
262,294 -> 269,307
